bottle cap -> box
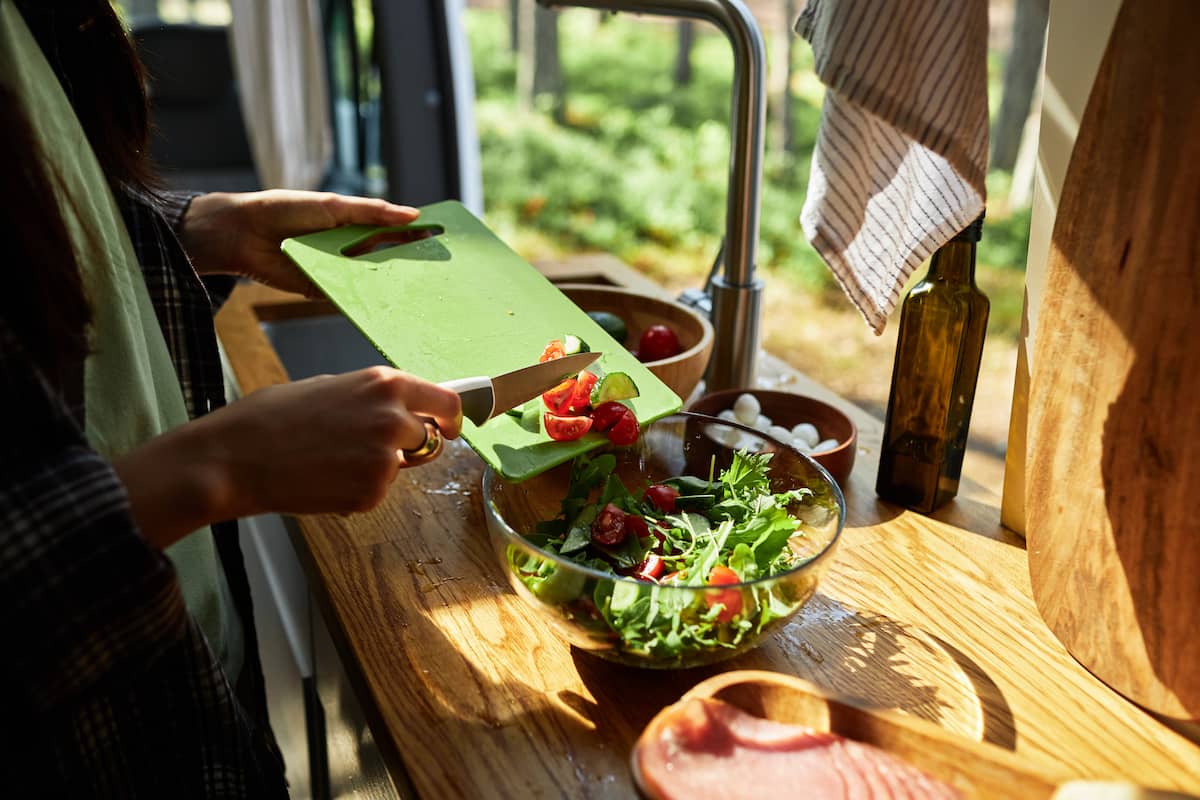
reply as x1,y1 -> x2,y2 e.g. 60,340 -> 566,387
951,212 -> 985,243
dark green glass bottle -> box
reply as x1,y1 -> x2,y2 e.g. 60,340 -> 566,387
876,215 -> 989,513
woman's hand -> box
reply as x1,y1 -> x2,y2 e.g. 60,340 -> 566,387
179,190 -> 421,296
112,367 -> 462,550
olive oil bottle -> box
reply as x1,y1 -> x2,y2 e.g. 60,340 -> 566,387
876,215 -> 989,512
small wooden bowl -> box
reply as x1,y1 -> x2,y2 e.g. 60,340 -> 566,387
688,389 -> 857,487
558,284 -> 714,402
632,671 -> 1063,800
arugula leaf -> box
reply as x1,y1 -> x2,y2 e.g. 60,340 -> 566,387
560,505 -> 597,556
720,450 -> 774,498
728,542 -> 759,581
660,475 -> 713,497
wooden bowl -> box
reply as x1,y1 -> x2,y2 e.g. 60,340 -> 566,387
688,389 -> 857,487
632,671 -> 1063,800
558,284 -> 713,403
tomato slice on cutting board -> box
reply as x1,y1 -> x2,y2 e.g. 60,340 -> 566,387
539,339 -> 565,363
541,378 -> 577,416
544,412 -> 593,442
568,370 -> 599,414
607,406 -> 640,446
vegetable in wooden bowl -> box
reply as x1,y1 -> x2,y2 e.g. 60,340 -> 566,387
558,284 -> 714,404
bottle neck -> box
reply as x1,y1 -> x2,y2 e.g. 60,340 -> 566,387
924,240 -> 977,284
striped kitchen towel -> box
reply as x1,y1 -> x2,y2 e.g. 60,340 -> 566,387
795,0 -> 989,333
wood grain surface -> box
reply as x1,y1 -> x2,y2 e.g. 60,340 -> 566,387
1025,0 -> 1200,720
216,262 -> 1200,798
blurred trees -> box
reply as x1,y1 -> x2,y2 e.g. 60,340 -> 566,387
516,0 -> 565,121
991,0 -> 1049,172
674,20 -> 694,86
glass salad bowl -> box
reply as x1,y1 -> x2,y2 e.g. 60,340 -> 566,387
481,413 -> 845,669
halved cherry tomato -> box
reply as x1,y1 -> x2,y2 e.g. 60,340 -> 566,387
568,371 -> 599,413
590,400 -> 628,432
634,554 -> 665,581
705,565 -> 743,622
591,503 -> 627,546
637,324 -> 682,362
539,339 -> 565,363
643,484 -> 680,513
607,406 -> 640,446
541,378 -> 577,415
544,412 -> 593,442
624,514 -> 650,542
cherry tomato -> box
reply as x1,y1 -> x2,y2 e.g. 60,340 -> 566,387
634,554 -> 665,581
591,502 -> 627,546
590,400 -> 628,432
643,484 -> 680,513
705,565 -> 743,622
624,514 -> 650,542
543,412 -> 593,442
539,339 -> 565,363
607,406 -> 640,446
541,378 -> 577,415
637,324 -> 682,362
568,371 -> 599,413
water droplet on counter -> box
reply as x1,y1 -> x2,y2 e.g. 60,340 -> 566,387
424,479 -> 472,497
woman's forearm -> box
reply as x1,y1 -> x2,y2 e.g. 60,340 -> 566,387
111,418 -> 241,550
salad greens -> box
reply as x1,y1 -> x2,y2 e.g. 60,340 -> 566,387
509,450 -> 819,664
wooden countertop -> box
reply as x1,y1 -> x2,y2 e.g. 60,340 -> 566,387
216,255 -> 1200,797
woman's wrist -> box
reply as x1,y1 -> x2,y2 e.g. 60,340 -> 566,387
178,191 -> 240,276
111,418 -> 247,550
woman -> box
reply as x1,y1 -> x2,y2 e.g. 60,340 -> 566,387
0,1 -> 458,795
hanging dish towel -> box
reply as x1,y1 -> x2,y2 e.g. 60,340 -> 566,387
795,0 -> 989,333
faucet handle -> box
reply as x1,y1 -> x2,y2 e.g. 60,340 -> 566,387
677,288 -> 714,319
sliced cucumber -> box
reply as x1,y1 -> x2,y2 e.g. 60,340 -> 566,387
519,401 -> 542,433
590,372 -> 640,406
562,334 -> 590,355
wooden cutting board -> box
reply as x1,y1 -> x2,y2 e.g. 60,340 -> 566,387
1026,0 -> 1200,719
281,200 -> 682,482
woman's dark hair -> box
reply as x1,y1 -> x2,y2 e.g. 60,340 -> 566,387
15,0 -> 157,193
0,87 -> 93,384
1,1 -> 157,385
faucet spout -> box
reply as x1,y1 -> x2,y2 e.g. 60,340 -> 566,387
536,0 -> 766,391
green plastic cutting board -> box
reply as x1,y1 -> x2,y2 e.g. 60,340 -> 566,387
281,200 -> 682,482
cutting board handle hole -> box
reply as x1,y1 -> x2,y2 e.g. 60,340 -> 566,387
341,224 -> 448,259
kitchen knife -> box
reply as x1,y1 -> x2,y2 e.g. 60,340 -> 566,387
442,350 -> 601,426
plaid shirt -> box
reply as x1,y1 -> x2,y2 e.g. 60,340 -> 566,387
0,190 -> 288,798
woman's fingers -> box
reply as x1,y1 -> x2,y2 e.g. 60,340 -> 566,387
318,192 -> 420,228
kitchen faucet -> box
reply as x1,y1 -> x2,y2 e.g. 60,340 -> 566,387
535,0 -> 766,392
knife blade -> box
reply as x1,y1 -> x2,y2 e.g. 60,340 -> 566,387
441,350 -> 602,425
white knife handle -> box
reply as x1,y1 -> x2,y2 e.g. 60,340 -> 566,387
440,376 -> 495,426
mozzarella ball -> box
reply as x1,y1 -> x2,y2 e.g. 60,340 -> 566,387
813,438 -> 840,453
767,425 -> 794,445
733,393 -> 761,425
790,423 -> 820,449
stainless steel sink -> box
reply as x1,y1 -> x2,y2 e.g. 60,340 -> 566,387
259,315 -> 388,379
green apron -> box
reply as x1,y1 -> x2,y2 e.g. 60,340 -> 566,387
0,3 -> 243,682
